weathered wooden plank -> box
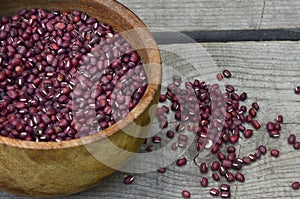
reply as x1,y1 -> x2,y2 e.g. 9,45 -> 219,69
2,41 -> 300,198
118,0 -> 300,32
261,0 -> 300,29
119,0 -> 264,31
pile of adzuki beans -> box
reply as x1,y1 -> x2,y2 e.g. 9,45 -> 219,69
0,9 -> 147,142
124,70 -> 300,198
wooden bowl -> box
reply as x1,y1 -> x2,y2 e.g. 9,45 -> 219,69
0,0 -> 161,197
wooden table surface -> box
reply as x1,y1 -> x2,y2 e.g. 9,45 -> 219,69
2,1 -> 300,198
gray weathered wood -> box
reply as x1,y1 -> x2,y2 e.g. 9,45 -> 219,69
2,41 -> 300,198
118,0 -> 300,31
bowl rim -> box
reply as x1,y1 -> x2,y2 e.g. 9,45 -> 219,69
0,0 -> 162,150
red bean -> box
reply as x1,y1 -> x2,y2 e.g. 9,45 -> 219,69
258,145 -> 267,154
146,145 -> 154,152
209,188 -> 220,196
211,161 -> 221,171
166,130 -> 175,139
159,94 -> 167,102
288,134 -> 296,145
266,122 -> 275,131
235,172 -> 245,182
227,146 -> 236,153
216,73 -> 223,81
226,85 -> 235,93
293,142 -> 300,150
246,155 -> 255,163
229,135 -> 239,143
218,152 -> 226,161
223,70 -> 232,78
226,172 -> 235,182
294,86 -> 300,94
270,150 -> 280,157
200,162 -> 208,173
248,108 -> 257,118
220,191 -> 231,198
182,190 -> 191,198
252,102 -> 260,110
123,175 -> 134,185
222,160 -> 233,168
277,115 -> 283,123
201,177 -> 208,187
177,158 -> 187,167
220,184 -> 230,192
157,167 -> 166,173
292,182 -> 300,190
152,136 -> 161,143
243,157 -> 251,165
251,120 -> 261,130
212,173 -> 220,181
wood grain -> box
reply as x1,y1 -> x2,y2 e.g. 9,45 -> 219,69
2,41 -> 299,198
118,0 -> 300,31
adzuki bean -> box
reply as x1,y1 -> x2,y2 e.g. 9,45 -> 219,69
0,9 -> 147,142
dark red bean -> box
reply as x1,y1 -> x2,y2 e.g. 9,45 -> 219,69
266,122 -> 275,131
274,122 -> 281,130
294,86 -> 300,94
210,188 -> 220,196
15,102 -> 26,109
124,175 -> 134,185
211,144 -> 220,154
232,161 -> 242,170
212,173 -> 220,181
277,115 -> 283,123
226,172 -> 235,182
293,142 -> 300,150
216,73 -> 223,81
41,114 -> 51,125
225,85 -> 235,93
220,184 -> 230,191
227,146 -> 236,153
159,94 -> 167,102
157,167 -> 166,173
288,134 -> 296,145
166,130 -> 175,139
182,190 -> 191,198
219,166 -> 227,176
248,108 -> 257,118
269,130 -> 280,138
251,120 -> 261,130
58,119 -> 69,129
222,160 -> 232,168
211,161 -> 220,171
146,145 -> 154,152
221,191 -> 231,198
243,157 -> 251,165
258,145 -> 267,154
292,182 -> 300,190
223,70 -> 232,78
200,162 -> 208,173
252,102 -> 260,110
255,151 -> 261,159
227,153 -> 236,161
239,92 -> 247,101
177,157 -> 187,167
229,135 -> 239,143
218,152 -> 226,161
152,136 -> 161,143
235,172 -> 245,182
201,177 -> 208,187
